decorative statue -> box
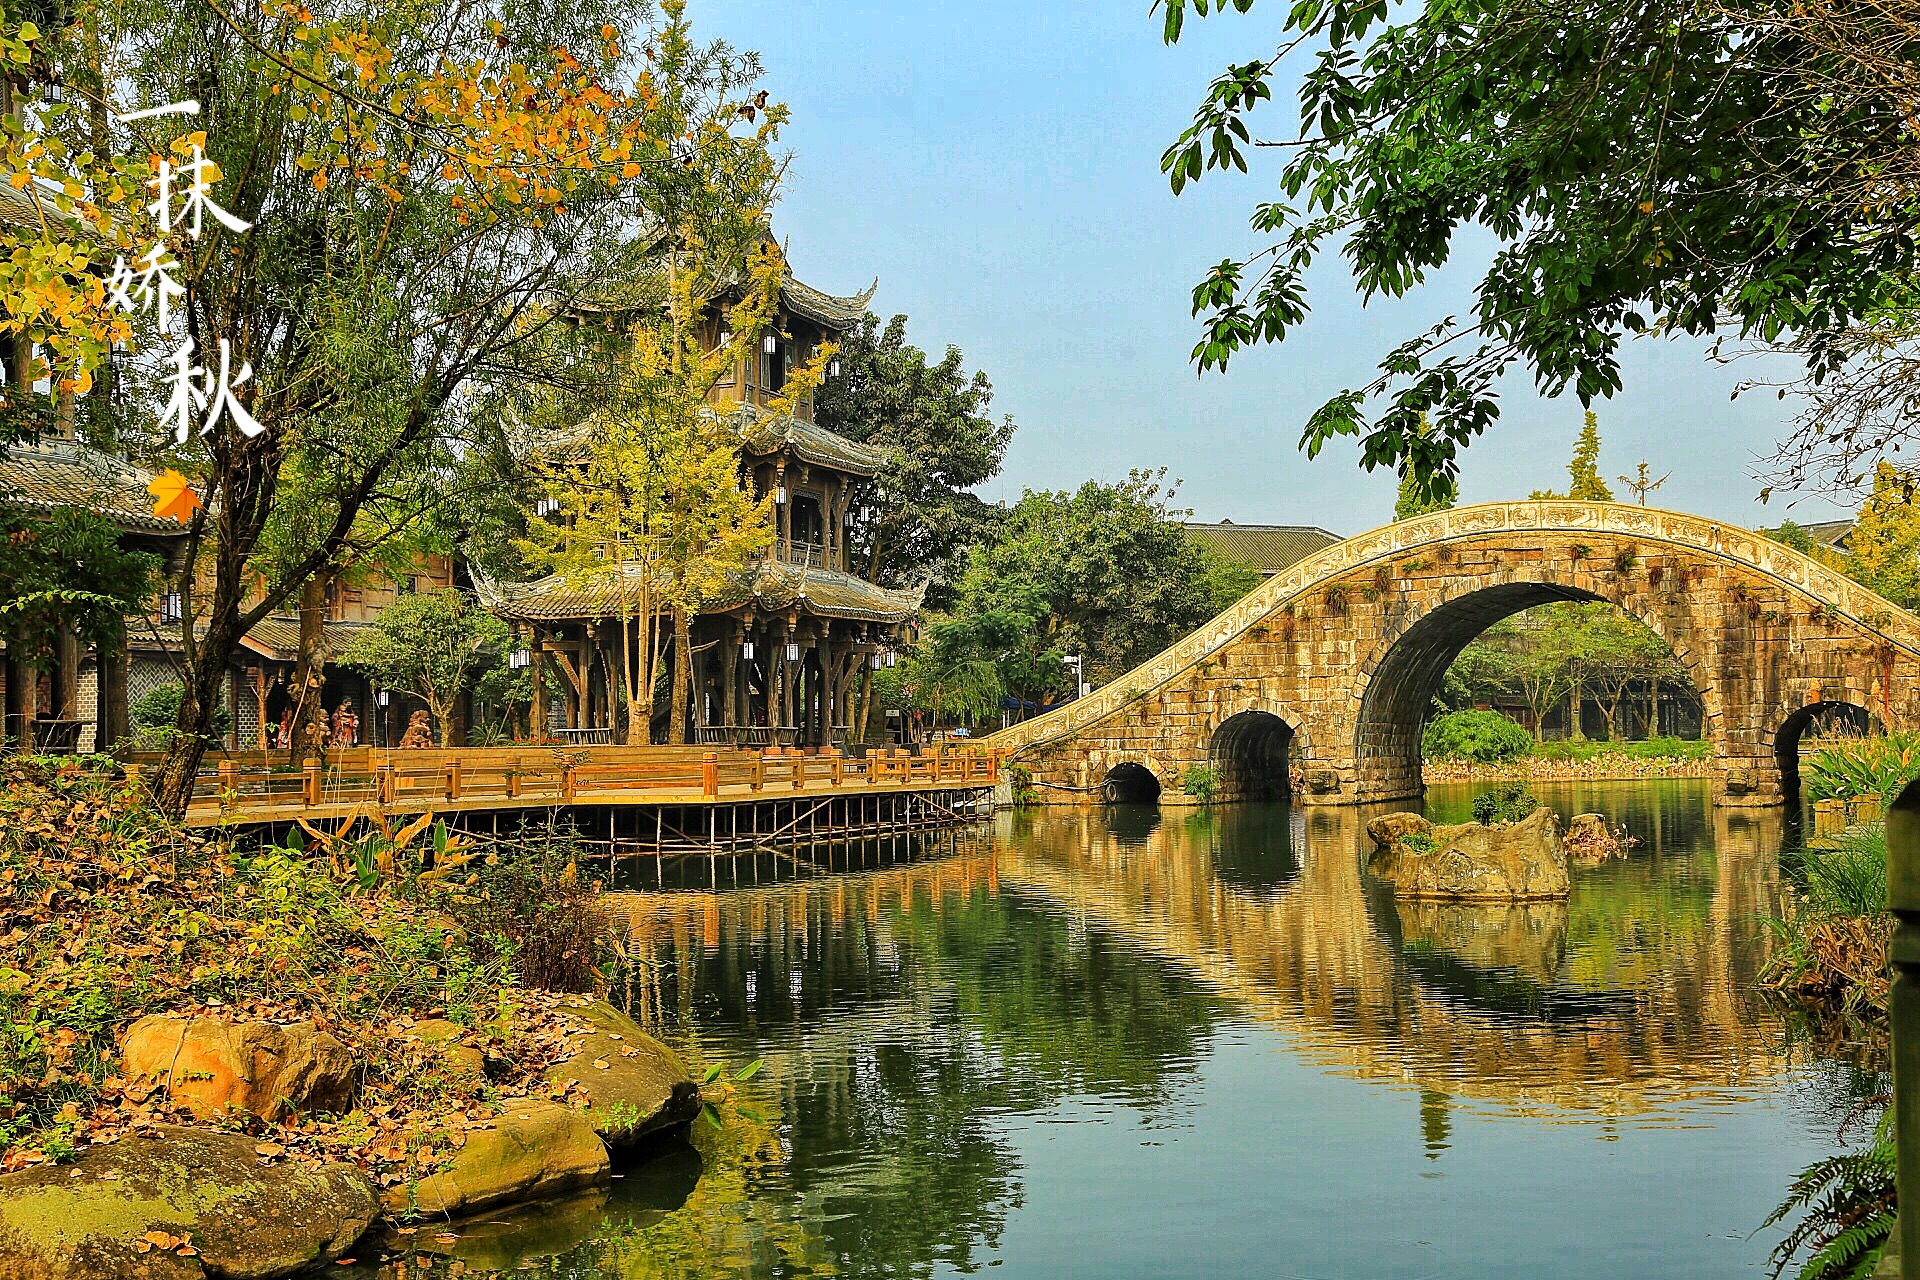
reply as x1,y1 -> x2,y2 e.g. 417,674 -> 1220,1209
331,700 -> 360,748
399,709 -> 433,749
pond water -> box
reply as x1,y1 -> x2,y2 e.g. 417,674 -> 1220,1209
413,781 -> 1884,1279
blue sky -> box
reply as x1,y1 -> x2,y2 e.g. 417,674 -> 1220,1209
692,0 -> 1849,537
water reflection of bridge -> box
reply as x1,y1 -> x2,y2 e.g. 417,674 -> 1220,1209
994,804 -> 1796,1116
610,799 -> 1798,1118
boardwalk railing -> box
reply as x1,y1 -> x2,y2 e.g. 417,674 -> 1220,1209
158,744 -> 1003,819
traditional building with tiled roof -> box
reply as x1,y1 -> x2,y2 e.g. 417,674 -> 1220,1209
1182,520 -> 1342,579
492,259 -> 912,748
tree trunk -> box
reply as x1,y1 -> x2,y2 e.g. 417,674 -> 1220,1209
668,610 -> 691,745
290,570 -> 333,758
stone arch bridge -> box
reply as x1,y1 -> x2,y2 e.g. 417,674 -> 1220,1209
984,502 -> 1920,807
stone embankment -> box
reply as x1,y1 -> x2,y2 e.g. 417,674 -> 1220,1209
0,999 -> 698,1279
1422,754 -> 1710,785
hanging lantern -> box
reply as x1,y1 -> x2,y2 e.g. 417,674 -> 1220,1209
159,591 -> 183,624
741,640 -> 756,660
775,485 -> 788,504
884,649 -> 897,668
534,496 -> 559,517
763,334 -> 778,354
829,359 -> 841,377
785,641 -> 800,662
719,328 -> 732,346
377,689 -> 391,707
508,647 -> 531,670
870,652 -> 884,670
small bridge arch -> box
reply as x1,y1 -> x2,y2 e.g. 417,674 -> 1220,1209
987,502 -> 1920,807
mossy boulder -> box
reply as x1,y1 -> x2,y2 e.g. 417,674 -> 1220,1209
382,1100 -> 608,1218
0,1127 -> 375,1280
1366,807 -> 1571,901
120,1016 -> 354,1121
544,999 -> 700,1149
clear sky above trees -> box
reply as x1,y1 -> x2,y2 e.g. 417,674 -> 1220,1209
691,0 -> 1841,533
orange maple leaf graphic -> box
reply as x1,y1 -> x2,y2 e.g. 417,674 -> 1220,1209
147,469 -> 202,524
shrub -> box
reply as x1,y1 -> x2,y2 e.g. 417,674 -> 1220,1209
1008,762 -> 1038,807
1423,710 -> 1533,764
456,826 -> 619,993
130,682 -> 232,740
1529,736 -> 1709,763
1804,733 -> 1920,805
1471,782 -> 1539,825
1181,764 -> 1220,804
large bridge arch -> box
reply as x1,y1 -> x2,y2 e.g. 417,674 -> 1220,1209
1349,576 -> 1716,800
987,502 -> 1920,808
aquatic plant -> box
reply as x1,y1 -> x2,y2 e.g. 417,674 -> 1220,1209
1181,764 -> 1220,804
1763,826 -> 1892,1016
1804,733 -> 1920,805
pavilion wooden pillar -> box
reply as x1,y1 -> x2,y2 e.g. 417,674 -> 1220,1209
100,645 -> 129,749
3,649 -> 26,751
530,627 -> 547,742
720,620 -> 741,728
253,666 -> 268,750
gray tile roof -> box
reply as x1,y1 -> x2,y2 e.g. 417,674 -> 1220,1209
1,442 -> 184,534
1182,520 -> 1341,576
476,559 -> 924,625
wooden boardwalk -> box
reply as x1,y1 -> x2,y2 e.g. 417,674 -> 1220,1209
160,744 -> 1004,845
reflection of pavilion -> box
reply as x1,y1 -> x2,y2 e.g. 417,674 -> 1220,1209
992,801 -> 1795,1118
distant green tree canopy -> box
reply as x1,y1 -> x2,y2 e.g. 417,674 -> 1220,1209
0,507 -> 156,664
895,471 -> 1258,722
1440,603 -> 1696,740
1531,413 -> 1616,502
814,313 -> 1016,604
1156,0 -> 1920,503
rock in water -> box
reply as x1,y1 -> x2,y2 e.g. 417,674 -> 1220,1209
545,999 -> 701,1149
1367,807 -> 1571,901
0,1126 -> 374,1280
1564,812 -> 1622,860
121,1016 -> 354,1121
383,1100 -> 609,1218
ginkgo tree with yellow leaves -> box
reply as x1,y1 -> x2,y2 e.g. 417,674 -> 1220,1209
0,0 -> 790,813
520,237 -> 833,744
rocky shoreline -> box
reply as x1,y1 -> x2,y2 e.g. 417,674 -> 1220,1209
0,997 -> 698,1279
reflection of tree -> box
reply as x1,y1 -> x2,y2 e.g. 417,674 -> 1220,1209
607,853 -> 1226,1278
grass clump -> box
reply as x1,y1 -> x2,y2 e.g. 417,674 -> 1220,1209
1763,825 -> 1891,1017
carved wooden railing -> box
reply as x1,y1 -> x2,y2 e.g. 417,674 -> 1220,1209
161,742 -> 1003,818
